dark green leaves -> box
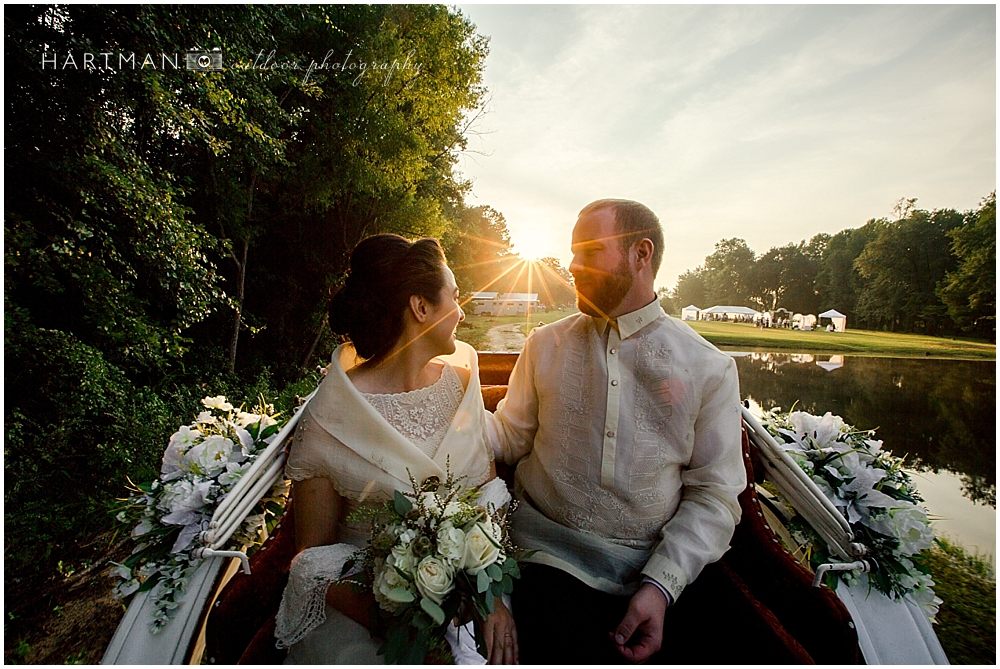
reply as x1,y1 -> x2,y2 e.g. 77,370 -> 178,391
393,490 -> 413,517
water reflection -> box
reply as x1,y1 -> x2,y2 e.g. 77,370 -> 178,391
730,352 -> 996,508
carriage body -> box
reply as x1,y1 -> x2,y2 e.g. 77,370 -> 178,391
103,352 -> 945,664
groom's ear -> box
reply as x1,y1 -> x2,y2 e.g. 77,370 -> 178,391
633,238 -> 654,272
409,294 -> 430,323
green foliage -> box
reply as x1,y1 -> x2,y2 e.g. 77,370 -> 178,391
924,538 -> 995,664
703,238 -> 758,306
5,5 -> 498,590
673,269 -> 707,309
442,205 -> 514,294
854,204 -> 963,335
937,193 -> 996,341
670,195 -> 994,339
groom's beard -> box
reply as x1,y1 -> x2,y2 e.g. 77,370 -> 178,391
574,256 -> 633,318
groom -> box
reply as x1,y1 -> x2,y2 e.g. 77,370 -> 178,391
488,199 -> 746,664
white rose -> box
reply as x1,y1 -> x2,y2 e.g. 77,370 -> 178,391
218,461 -> 249,487
436,521 -> 467,568
873,505 -> 934,555
158,479 -> 212,526
374,561 -> 414,612
161,426 -> 201,480
181,435 -> 236,478
201,396 -> 233,412
390,543 -> 417,574
463,521 -> 501,574
415,556 -> 455,604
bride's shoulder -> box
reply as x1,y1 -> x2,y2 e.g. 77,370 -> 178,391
452,364 -> 471,391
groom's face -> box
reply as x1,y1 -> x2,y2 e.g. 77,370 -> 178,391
570,207 -> 634,318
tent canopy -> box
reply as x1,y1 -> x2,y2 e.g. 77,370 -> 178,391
704,305 -> 760,316
819,309 -> 846,319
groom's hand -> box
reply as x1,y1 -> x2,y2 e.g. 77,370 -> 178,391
611,583 -> 667,663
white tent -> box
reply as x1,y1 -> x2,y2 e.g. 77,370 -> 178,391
681,305 -> 701,321
702,305 -> 761,319
818,309 -> 847,332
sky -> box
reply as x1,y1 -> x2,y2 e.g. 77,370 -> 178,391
454,4 -> 996,291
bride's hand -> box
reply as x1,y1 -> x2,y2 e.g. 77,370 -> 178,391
483,598 -> 518,664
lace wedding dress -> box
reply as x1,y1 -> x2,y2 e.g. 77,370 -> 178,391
274,343 -> 495,664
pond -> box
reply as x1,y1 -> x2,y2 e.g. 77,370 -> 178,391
728,352 -> 996,560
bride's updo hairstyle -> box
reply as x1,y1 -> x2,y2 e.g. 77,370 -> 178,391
328,234 -> 448,363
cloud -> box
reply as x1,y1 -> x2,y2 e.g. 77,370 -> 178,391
458,5 -> 995,289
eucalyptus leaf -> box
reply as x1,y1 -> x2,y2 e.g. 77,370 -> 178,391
486,563 -> 503,581
420,597 -> 446,626
393,490 -> 413,516
386,587 -> 415,603
476,568 -> 490,593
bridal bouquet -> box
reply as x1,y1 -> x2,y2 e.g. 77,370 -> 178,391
113,395 -> 289,631
760,406 -> 941,620
346,471 -> 520,664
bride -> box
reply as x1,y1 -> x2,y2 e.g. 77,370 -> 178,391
273,235 -> 518,664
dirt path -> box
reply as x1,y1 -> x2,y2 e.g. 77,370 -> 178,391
485,323 -> 526,352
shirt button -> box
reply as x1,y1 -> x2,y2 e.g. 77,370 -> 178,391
611,380 -> 618,386
610,348 -> 617,354
607,430 -> 615,438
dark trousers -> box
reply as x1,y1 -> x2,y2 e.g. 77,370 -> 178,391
511,563 -> 810,665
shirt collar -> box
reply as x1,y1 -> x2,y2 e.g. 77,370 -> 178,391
593,298 -> 665,340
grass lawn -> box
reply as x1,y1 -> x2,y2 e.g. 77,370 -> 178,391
456,309 -> 577,350
925,538 -> 996,664
685,321 -> 995,360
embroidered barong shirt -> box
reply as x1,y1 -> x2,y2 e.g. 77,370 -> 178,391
487,300 -> 745,603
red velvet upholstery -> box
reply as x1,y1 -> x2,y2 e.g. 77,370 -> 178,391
204,502 -> 296,664
207,379 -> 860,664
721,430 -> 862,664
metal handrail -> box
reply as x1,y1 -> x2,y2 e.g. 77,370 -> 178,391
741,406 -> 858,561
210,389 -> 316,527
202,457 -> 286,550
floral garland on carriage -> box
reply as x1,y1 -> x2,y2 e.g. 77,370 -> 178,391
759,406 -> 942,620
113,395 -> 289,631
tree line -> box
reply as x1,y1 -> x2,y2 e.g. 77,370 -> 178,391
661,195 -> 995,340
5,5 -> 513,581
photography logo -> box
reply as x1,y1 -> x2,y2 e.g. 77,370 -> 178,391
186,47 -> 223,72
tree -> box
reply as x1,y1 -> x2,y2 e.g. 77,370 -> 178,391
222,5 -> 492,375
854,203 -> 963,334
702,238 -> 757,306
443,205 -> 514,295
814,222 -> 881,324
657,287 -> 676,315
673,268 -> 707,309
752,243 -> 820,314
533,257 -> 576,307
937,193 -> 996,341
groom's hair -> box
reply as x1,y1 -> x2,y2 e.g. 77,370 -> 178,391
329,235 -> 447,362
579,199 -> 663,275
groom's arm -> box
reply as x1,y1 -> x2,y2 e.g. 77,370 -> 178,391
485,332 -> 540,465
640,355 -> 746,603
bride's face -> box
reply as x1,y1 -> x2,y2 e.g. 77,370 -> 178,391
422,266 -> 464,355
